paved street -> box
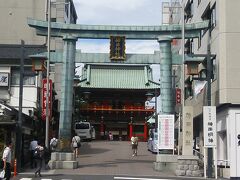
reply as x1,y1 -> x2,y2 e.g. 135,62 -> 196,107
16,141 -> 222,179
54,140 -> 171,177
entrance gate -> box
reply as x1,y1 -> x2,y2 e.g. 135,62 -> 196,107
28,18 -> 209,151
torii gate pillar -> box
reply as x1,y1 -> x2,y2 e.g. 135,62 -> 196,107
158,37 -> 173,114
58,35 -> 77,151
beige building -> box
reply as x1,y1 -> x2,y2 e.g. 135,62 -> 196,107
169,0 -> 240,178
0,0 -> 77,166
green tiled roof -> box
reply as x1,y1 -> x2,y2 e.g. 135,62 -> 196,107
79,64 -> 159,90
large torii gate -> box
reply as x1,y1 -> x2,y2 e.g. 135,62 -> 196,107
28,19 -> 209,151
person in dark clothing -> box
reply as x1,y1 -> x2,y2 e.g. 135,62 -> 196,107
2,141 -> 12,180
29,137 -> 38,169
44,146 -> 51,170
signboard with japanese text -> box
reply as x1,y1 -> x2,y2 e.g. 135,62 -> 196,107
0,73 -> 9,86
110,36 -> 126,60
182,106 -> 193,155
145,100 -> 155,109
203,106 -> 216,147
42,78 -> 52,121
158,114 -> 174,150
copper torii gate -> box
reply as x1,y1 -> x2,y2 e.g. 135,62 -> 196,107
28,18 -> 208,153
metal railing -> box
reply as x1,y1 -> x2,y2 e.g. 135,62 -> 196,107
193,149 -> 204,160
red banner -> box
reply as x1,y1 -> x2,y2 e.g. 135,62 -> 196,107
42,78 -> 52,121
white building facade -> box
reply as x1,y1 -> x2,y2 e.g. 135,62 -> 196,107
171,0 -> 240,179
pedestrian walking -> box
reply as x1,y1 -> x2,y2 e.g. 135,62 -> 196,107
29,137 -> 38,169
2,141 -> 12,180
71,134 -> 81,158
131,135 -> 138,156
34,142 -> 44,177
109,132 -> 113,141
50,137 -> 58,152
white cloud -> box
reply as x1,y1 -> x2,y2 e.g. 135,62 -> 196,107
73,0 -> 163,25
73,0 -> 164,53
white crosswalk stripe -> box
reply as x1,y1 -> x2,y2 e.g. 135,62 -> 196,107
114,177 -> 173,180
19,178 -> 72,180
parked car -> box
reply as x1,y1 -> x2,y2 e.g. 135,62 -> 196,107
147,132 -> 159,153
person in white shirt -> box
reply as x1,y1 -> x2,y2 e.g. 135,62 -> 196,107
131,135 -> 138,156
2,141 -> 12,180
29,138 -> 38,169
50,137 -> 58,152
71,134 -> 81,158
34,142 -> 44,177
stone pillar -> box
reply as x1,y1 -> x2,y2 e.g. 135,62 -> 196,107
182,106 -> 193,156
100,120 -> 104,139
58,35 -> 77,151
158,37 -> 173,114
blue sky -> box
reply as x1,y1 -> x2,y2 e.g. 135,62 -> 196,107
72,0 -> 164,54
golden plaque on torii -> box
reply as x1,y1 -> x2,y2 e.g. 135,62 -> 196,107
110,36 -> 126,60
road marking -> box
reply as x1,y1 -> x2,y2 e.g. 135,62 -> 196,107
114,177 -> 172,180
19,179 -> 71,180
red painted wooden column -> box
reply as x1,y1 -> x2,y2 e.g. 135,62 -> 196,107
100,120 -> 104,138
144,122 -> 148,142
129,123 -> 133,140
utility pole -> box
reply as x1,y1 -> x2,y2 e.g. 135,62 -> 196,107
16,40 -> 24,171
45,0 -> 51,149
206,43 -> 213,178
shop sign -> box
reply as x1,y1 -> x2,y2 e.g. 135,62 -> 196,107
0,73 -> 9,86
158,114 -> 174,150
203,106 -> 216,147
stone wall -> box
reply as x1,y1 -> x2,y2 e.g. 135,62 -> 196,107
175,156 -> 203,177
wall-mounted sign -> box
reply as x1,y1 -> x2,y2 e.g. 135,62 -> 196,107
158,114 -> 174,150
110,36 -> 126,60
0,73 -> 9,87
42,78 -> 52,121
203,106 -> 216,147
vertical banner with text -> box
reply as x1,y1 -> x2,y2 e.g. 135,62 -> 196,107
158,114 -> 174,150
42,78 -> 52,121
203,106 -> 216,147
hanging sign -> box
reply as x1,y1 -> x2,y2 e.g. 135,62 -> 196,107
110,36 -> 126,60
203,106 -> 216,147
158,114 -> 175,150
42,78 -> 52,121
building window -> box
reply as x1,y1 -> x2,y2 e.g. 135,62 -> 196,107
51,18 -> 56,22
185,0 -> 194,22
201,3 -> 217,33
212,56 -> 217,81
211,4 -> 217,29
11,67 -> 35,86
185,39 -> 194,54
